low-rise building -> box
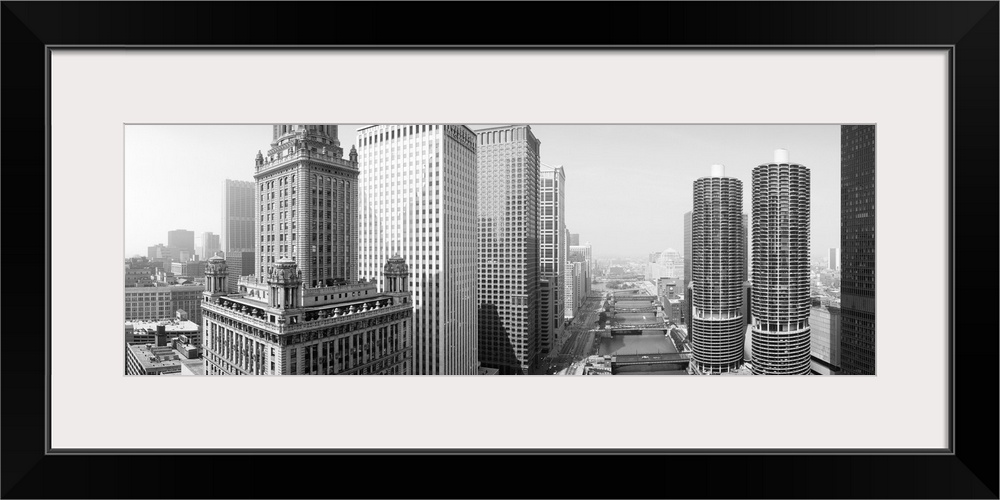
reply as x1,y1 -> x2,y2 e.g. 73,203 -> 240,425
665,298 -> 685,324
125,257 -> 160,287
125,331 -> 202,376
125,313 -> 202,347
171,260 -> 205,279
810,302 -> 842,372
124,283 -> 204,324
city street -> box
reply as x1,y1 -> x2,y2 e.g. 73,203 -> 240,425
549,294 -> 604,374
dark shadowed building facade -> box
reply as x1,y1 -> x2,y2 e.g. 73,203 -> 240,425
839,125 -> 876,375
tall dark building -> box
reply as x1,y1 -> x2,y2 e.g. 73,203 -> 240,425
839,125 -> 876,375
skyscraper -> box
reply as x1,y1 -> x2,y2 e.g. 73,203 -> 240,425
828,247 -> 841,271
200,232 -> 221,260
241,125 -> 358,288
225,251 -> 255,293
222,178 -> 255,254
750,149 -> 811,375
539,164 -> 566,359
476,125 -> 541,375
564,227 -> 574,321
565,261 -> 581,323
167,229 -> 195,258
691,164 -> 745,374
839,125 -> 876,375
569,243 -> 593,296
201,124 -> 414,376
357,124 -> 479,375
683,211 -> 692,283
684,211 -> 693,328
569,233 -> 580,246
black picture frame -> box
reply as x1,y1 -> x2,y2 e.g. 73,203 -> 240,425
2,2 -> 996,498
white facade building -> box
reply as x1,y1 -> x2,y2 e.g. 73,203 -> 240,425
357,124 -> 479,375
539,164 -> 566,357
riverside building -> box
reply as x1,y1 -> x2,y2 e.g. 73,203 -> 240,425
691,165 -> 746,374
750,149 -> 812,375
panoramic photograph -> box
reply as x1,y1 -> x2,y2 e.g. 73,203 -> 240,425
124,124 -> 875,376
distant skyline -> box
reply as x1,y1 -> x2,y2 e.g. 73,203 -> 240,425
125,124 -> 841,260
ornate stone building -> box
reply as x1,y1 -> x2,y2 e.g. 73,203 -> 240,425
253,124 -> 358,289
201,254 -> 413,375
201,124 -> 414,376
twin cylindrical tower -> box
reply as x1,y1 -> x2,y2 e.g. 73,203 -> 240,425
750,149 -> 811,375
690,150 -> 811,375
691,165 -> 745,373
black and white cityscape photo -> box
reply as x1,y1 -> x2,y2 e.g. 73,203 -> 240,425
124,124 -> 876,376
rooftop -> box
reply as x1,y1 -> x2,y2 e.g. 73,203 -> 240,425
357,124 -> 476,134
125,319 -> 200,332
222,292 -> 390,313
472,125 -> 523,133
179,357 -> 205,375
127,344 -> 188,371
124,283 -> 204,291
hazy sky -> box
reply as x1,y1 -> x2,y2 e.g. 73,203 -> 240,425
125,124 -> 840,260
